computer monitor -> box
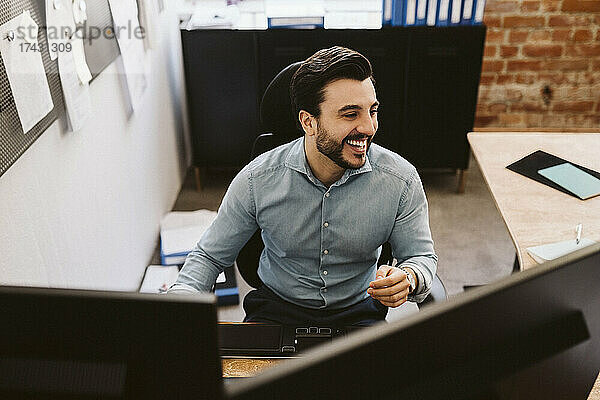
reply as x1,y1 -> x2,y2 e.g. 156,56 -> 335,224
227,243 -> 600,400
0,288 -> 223,399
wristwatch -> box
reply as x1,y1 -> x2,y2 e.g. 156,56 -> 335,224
400,267 -> 417,294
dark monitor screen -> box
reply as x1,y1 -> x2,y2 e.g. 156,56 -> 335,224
0,288 -> 223,399
228,244 -> 600,400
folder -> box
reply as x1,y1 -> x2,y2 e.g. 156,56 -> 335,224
538,163 -> 600,200
436,0 -> 450,25
404,0 -> 417,25
449,0 -> 463,25
506,150 -> 600,200
427,0 -> 439,25
382,0 -> 393,26
460,0 -> 475,24
472,0 -> 486,24
392,0 -> 413,26
415,0 -> 428,25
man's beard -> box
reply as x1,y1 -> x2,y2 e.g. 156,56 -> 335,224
315,123 -> 370,170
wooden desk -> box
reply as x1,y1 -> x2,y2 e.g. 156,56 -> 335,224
467,131 -> 600,270
468,131 -> 600,400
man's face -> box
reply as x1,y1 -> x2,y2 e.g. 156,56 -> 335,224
314,78 -> 379,170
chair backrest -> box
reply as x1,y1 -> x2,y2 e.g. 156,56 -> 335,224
259,61 -> 303,138
237,62 -> 304,289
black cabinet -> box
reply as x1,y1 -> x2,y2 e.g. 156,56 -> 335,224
181,26 -> 486,177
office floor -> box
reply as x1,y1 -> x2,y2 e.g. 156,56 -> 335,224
168,154 -> 516,322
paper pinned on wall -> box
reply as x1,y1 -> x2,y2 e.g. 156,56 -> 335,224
71,38 -> 92,85
107,0 -> 148,111
58,49 -> 91,132
0,11 -> 54,134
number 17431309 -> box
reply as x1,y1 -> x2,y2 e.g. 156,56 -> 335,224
20,42 -> 72,53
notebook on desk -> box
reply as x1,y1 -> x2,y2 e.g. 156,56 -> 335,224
506,150 -> 600,200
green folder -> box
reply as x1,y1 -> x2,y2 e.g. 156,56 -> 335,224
538,163 -> 600,200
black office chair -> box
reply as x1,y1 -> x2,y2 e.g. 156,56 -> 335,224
236,62 -> 447,307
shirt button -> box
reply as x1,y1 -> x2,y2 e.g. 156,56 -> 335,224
323,222 -> 329,228
323,288 -> 328,293
323,249 -> 329,255
323,270 -> 328,275
325,192 -> 330,198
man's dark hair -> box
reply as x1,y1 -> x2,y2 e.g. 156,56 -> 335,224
290,46 -> 374,125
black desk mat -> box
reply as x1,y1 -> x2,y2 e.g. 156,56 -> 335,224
506,150 -> 600,200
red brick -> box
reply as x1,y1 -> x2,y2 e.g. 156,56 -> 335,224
498,113 -> 526,126
551,29 -> 572,42
483,15 -> 501,27
506,89 -> 523,102
565,44 -> 600,57
486,29 -> 505,44
578,72 -> 600,85
573,29 -> 593,42
516,74 -> 536,84
541,0 -> 561,11
525,113 -> 544,128
544,60 -> 589,71
523,44 -> 563,57
496,74 -> 515,84
511,102 -> 548,112
479,74 -> 495,85
474,115 -> 499,127
504,16 -> 545,28
509,30 -> 529,43
484,45 -> 497,57
549,15 -> 592,27
530,30 -> 552,41
482,60 -> 504,73
507,60 -> 543,71
485,0 -> 520,12
565,115 -> 595,129
500,45 -> 518,57
561,0 -> 600,12
538,72 -> 567,84
552,101 -> 595,112
488,103 -> 508,113
522,1 -> 541,11
541,114 -> 566,127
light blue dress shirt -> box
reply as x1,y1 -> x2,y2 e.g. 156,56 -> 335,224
170,137 -> 437,308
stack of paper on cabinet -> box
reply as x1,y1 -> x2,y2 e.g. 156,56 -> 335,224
160,210 -> 218,265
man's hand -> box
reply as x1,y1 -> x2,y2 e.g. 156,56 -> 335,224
367,265 -> 412,308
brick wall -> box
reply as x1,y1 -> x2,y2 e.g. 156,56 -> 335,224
475,0 -> 600,129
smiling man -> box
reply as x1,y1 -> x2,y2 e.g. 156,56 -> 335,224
169,46 -> 437,326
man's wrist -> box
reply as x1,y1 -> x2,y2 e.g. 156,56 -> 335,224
400,266 -> 418,294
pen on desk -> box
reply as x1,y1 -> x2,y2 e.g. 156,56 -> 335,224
575,223 -> 582,245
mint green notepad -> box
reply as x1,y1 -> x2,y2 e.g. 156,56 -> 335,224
538,163 -> 600,200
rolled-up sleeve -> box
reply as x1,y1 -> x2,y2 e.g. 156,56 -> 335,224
168,167 -> 258,293
390,169 -> 438,303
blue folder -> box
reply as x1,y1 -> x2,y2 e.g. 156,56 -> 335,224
472,0 -> 486,24
427,0 -> 439,25
415,0 -> 428,25
460,0 -> 475,24
436,0 -> 450,25
382,0 -> 393,26
393,0 -> 417,25
449,0 -> 463,25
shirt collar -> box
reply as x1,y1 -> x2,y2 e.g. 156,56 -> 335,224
285,137 -> 372,186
